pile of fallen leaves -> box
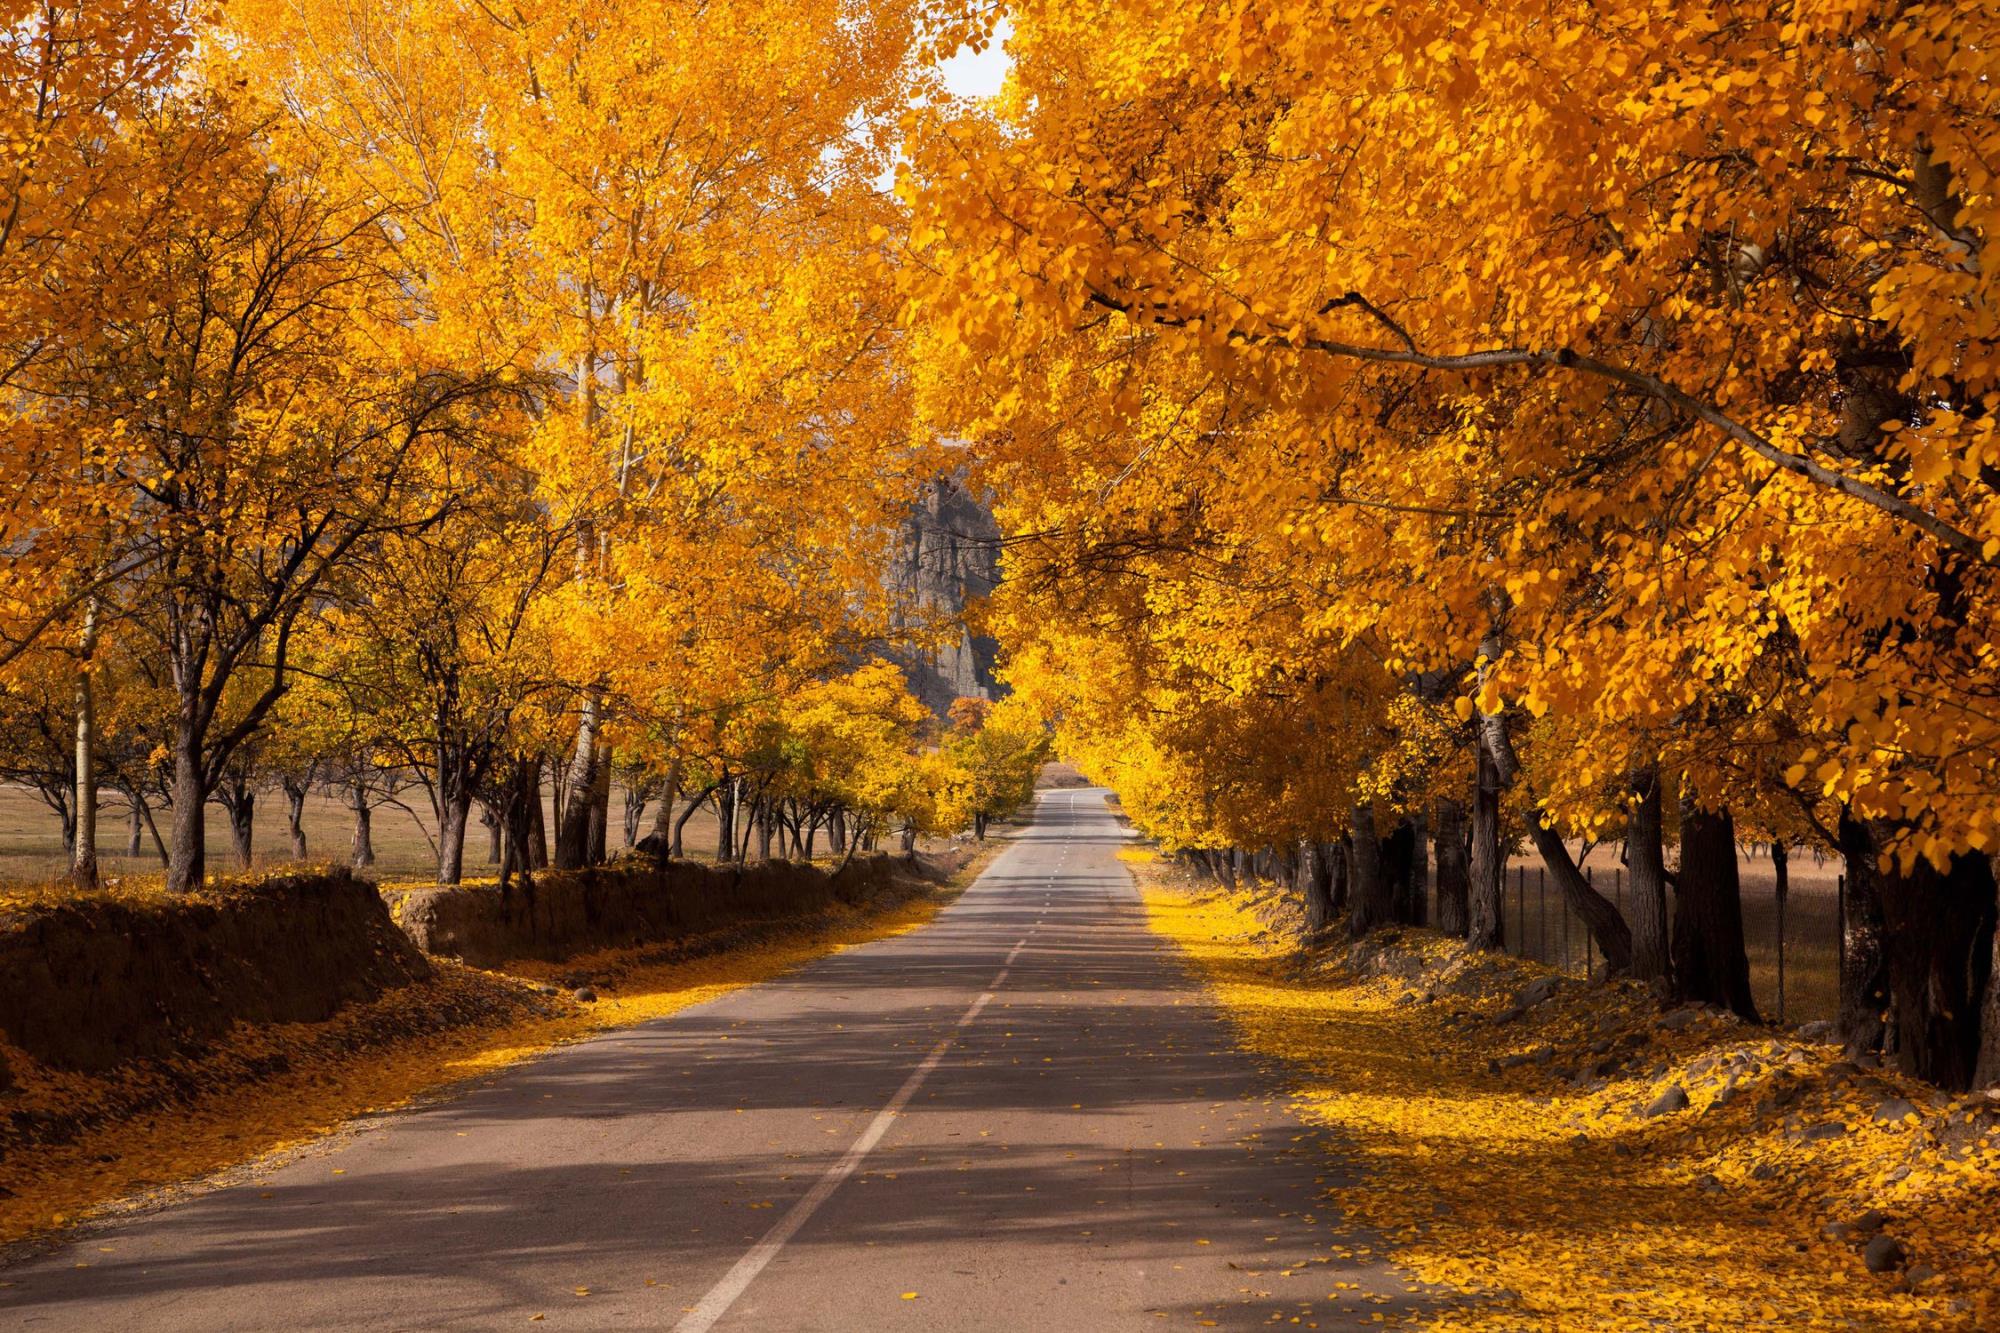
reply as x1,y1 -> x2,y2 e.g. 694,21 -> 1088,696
0,870 -> 967,1249
1138,857 -> 2000,1331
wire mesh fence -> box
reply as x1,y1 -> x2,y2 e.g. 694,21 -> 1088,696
1480,845 -> 1844,1024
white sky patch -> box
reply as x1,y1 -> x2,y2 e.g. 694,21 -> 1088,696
935,23 -> 1012,100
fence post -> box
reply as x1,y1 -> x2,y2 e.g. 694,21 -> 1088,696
1772,840 -> 1789,1026
1584,866 -> 1594,979
1515,865 -> 1525,956
1836,870 -> 1846,995
1538,866 -> 1547,964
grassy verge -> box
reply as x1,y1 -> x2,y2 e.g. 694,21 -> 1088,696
0,840 -> 1004,1251
1134,852 -> 1999,1332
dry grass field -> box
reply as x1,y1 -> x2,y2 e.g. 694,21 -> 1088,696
0,784 -> 897,887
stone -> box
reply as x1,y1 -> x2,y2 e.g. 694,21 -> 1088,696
1874,1097 -> 1919,1125
1801,1122 -> 1848,1143
1492,1005 -> 1526,1026
572,986 -> 598,1003
1794,1019 -> 1838,1043
1905,1265 -> 1934,1288
1658,1007 -> 1701,1032
1849,1208 -> 1888,1234
1863,1234 -> 1908,1274
1514,976 -> 1563,1009
1642,1085 -> 1690,1118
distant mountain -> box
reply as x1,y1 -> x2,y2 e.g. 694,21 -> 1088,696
890,474 -> 1002,716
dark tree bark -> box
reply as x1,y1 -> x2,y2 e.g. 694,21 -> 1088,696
1302,841 -> 1339,932
216,770 -> 256,870
168,724 -> 208,889
437,789 -> 473,885
586,746 -> 610,864
1672,795 -> 1759,1021
1624,767 -> 1671,983
282,779 -> 309,861
527,784 -> 548,869
1434,798 -> 1470,936
623,783 -> 647,849
1399,814 -> 1428,926
1467,739 -> 1505,949
1837,811 -> 1893,1058
495,756 -> 542,895
1873,838 -> 1995,1089
1478,707 -> 1632,970
715,779 -> 737,862
481,802 -> 502,863
1976,897 -> 2000,1089
1349,806 -> 1413,936
349,780 -> 375,869
553,694 -> 603,869
126,793 -> 145,858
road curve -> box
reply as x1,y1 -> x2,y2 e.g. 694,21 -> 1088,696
3,789 -> 1426,1330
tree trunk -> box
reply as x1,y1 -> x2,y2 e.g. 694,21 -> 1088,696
284,781 -> 309,860
1434,799 -> 1470,936
1467,739 -> 1504,949
1522,818 -> 1633,973
1838,811 -> 1893,1058
1976,893 -> 2000,1089
1400,814 -> 1428,926
716,780 -> 737,862
828,808 -> 847,856
482,803 -> 502,863
553,692 -> 602,869
1672,795 -> 1759,1021
758,801 -> 776,860
167,722 -> 207,893
437,790 -> 472,885
527,782 -> 548,869
587,744 -> 610,863
350,781 -> 375,869
1624,767 -> 1671,984
1479,706 -> 1632,970
1303,840 -> 1337,933
70,597 -> 100,887
1348,805 -> 1399,936
975,811 -> 989,840
624,783 -> 647,848
672,784 -> 709,860
1874,839 -> 1995,1089
126,793 -> 144,858
224,786 -> 255,870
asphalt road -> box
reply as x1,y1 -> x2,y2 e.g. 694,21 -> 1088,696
2,788 -> 1429,1330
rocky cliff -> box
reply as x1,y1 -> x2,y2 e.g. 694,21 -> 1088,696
889,474 -> 1002,715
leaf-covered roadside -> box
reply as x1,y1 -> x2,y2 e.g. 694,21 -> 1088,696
0,875 -> 967,1251
1138,856 -> 2000,1331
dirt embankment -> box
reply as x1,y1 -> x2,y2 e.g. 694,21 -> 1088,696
386,850 -> 965,969
0,845 -> 983,1246
1141,863 -> 2000,1330
0,871 -> 429,1077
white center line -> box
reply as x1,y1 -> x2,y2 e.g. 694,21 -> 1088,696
672,940 -> 1025,1333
